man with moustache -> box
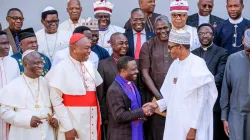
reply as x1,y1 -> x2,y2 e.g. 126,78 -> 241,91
214,0 -> 250,55
59,0 -> 85,33
0,30 -> 20,140
139,15 -> 174,140
0,50 -> 58,140
192,23 -> 228,140
46,33 -> 103,140
4,8 -> 24,54
94,0 -> 125,55
97,32 -> 128,139
220,28 -> 250,140
12,28 -> 51,76
170,0 -> 200,51
36,6 -> 71,62
124,0 -> 161,33
187,0 -> 225,28
124,8 -> 155,59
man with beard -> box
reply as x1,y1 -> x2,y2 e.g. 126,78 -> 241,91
124,8 -> 155,59
4,8 -> 24,54
46,33 -> 103,140
214,0 -> 250,55
139,15 -> 174,140
124,0 -> 161,33
0,30 -> 20,140
97,32 -> 128,139
220,28 -> 250,140
187,0 -> 225,28
0,50 -> 58,140
12,28 -> 51,76
170,0 -> 200,51
94,0 -> 125,55
59,0 -> 85,33
36,6 -> 71,62
192,23 -> 229,140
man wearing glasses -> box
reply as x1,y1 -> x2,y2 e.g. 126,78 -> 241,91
192,23 -> 229,140
4,8 -> 24,54
220,27 -> 250,140
36,6 -> 71,63
170,0 -> 200,51
187,0 -> 225,28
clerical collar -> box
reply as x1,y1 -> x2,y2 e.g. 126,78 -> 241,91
172,25 -> 187,31
132,29 -> 146,35
201,43 -> 213,51
199,14 -> 210,20
119,74 -> 132,84
229,17 -> 243,24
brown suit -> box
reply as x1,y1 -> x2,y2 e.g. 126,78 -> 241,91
106,81 -> 145,140
4,28 -> 19,54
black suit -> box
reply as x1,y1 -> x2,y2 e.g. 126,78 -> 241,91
124,30 -> 155,58
106,81 -> 144,140
192,44 -> 229,140
187,13 -> 225,28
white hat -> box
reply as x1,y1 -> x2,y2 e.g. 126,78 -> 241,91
169,29 -> 190,45
93,0 -> 114,15
244,29 -> 250,49
43,6 -> 56,12
170,0 -> 189,13
22,50 -> 36,60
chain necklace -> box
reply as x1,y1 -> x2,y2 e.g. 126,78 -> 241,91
23,75 -> 40,110
44,31 -> 58,61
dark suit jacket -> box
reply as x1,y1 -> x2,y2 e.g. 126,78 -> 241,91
0,22 -> 2,30
106,81 -> 145,140
4,28 -> 19,54
97,56 -> 118,121
192,44 -> 228,111
124,30 -> 155,57
187,13 -> 225,28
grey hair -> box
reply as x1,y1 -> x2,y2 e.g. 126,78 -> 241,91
154,15 -> 171,28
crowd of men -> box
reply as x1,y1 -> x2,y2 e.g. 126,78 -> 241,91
0,0 -> 250,140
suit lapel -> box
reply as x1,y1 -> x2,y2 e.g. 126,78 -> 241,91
127,31 -> 135,57
4,28 -> 18,54
107,57 -> 118,76
194,14 -> 199,28
205,45 -> 217,65
146,31 -> 153,40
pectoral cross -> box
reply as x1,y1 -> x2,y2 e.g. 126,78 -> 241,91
35,104 -> 40,111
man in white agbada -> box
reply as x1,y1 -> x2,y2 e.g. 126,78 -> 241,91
46,33 -> 103,140
0,31 -> 20,140
36,6 -> 71,62
59,0 -> 85,33
53,26 -> 99,69
153,30 -> 217,140
94,0 -> 125,55
0,50 -> 58,140
170,0 -> 200,51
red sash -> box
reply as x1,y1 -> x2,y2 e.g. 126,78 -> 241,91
62,91 -> 101,140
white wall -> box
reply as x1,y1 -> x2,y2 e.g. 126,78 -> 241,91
1,0 -> 250,31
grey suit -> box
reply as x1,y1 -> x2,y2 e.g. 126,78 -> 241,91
187,13 -> 225,28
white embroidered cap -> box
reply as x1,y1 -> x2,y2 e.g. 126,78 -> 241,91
93,0 -> 114,15
169,29 -> 190,45
244,29 -> 250,49
22,49 -> 36,60
170,0 -> 189,13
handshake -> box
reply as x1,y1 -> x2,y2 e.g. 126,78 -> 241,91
142,102 -> 158,116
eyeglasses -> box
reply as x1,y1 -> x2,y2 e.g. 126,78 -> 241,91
44,20 -> 60,25
131,18 -> 146,22
171,13 -> 187,18
198,32 -> 213,37
7,16 -> 24,21
168,44 -> 180,50
202,4 -> 213,9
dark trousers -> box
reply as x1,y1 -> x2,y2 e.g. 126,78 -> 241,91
213,111 -> 229,140
101,124 -> 107,140
145,114 -> 165,140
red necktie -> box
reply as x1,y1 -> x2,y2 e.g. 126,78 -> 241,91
135,32 -> 141,59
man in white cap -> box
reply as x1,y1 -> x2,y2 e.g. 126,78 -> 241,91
0,30 -> 20,140
59,0 -> 85,33
46,33 -> 103,140
0,50 -> 58,140
36,6 -> 72,62
220,27 -> 250,140
152,30 -> 217,140
94,0 -> 125,55
170,0 -> 200,51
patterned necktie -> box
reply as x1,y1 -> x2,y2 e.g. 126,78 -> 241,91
135,32 -> 141,59
14,35 -> 21,52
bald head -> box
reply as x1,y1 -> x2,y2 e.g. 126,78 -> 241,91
110,32 -> 126,44
67,0 -> 82,22
23,51 -> 44,78
67,0 -> 81,7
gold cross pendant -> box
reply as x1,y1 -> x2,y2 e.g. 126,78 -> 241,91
35,105 -> 40,111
